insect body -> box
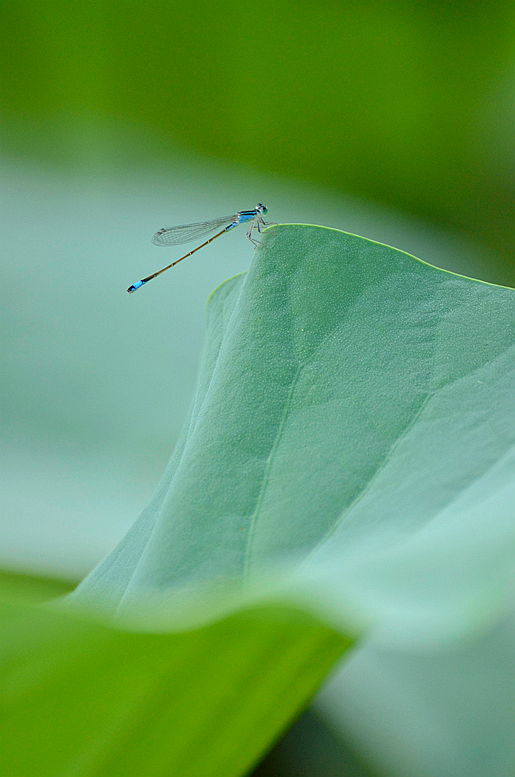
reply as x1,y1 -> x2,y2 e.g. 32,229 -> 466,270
127,203 -> 269,293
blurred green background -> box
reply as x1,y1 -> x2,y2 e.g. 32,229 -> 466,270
1,2 -> 514,775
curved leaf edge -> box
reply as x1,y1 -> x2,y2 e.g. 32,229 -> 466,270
207,224 -> 514,308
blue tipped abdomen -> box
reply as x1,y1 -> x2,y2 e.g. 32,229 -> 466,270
127,279 -> 145,293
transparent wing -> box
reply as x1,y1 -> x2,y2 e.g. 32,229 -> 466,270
152,214 -> 237,246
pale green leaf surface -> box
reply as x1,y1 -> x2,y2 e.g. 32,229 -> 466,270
75,225 -> 515,646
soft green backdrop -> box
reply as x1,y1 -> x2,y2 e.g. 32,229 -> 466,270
1,0 -> 514,281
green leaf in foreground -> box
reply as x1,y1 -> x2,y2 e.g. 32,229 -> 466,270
3,225 -> 514,777
0,569 -> 74,603
1,597 -> 349,777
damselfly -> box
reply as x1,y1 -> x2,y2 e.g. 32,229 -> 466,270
127,202 -> 269,293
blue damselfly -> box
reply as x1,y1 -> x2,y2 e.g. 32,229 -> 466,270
127,202 -> 269,293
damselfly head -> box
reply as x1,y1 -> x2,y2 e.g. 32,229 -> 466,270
256,202 -> 268,214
